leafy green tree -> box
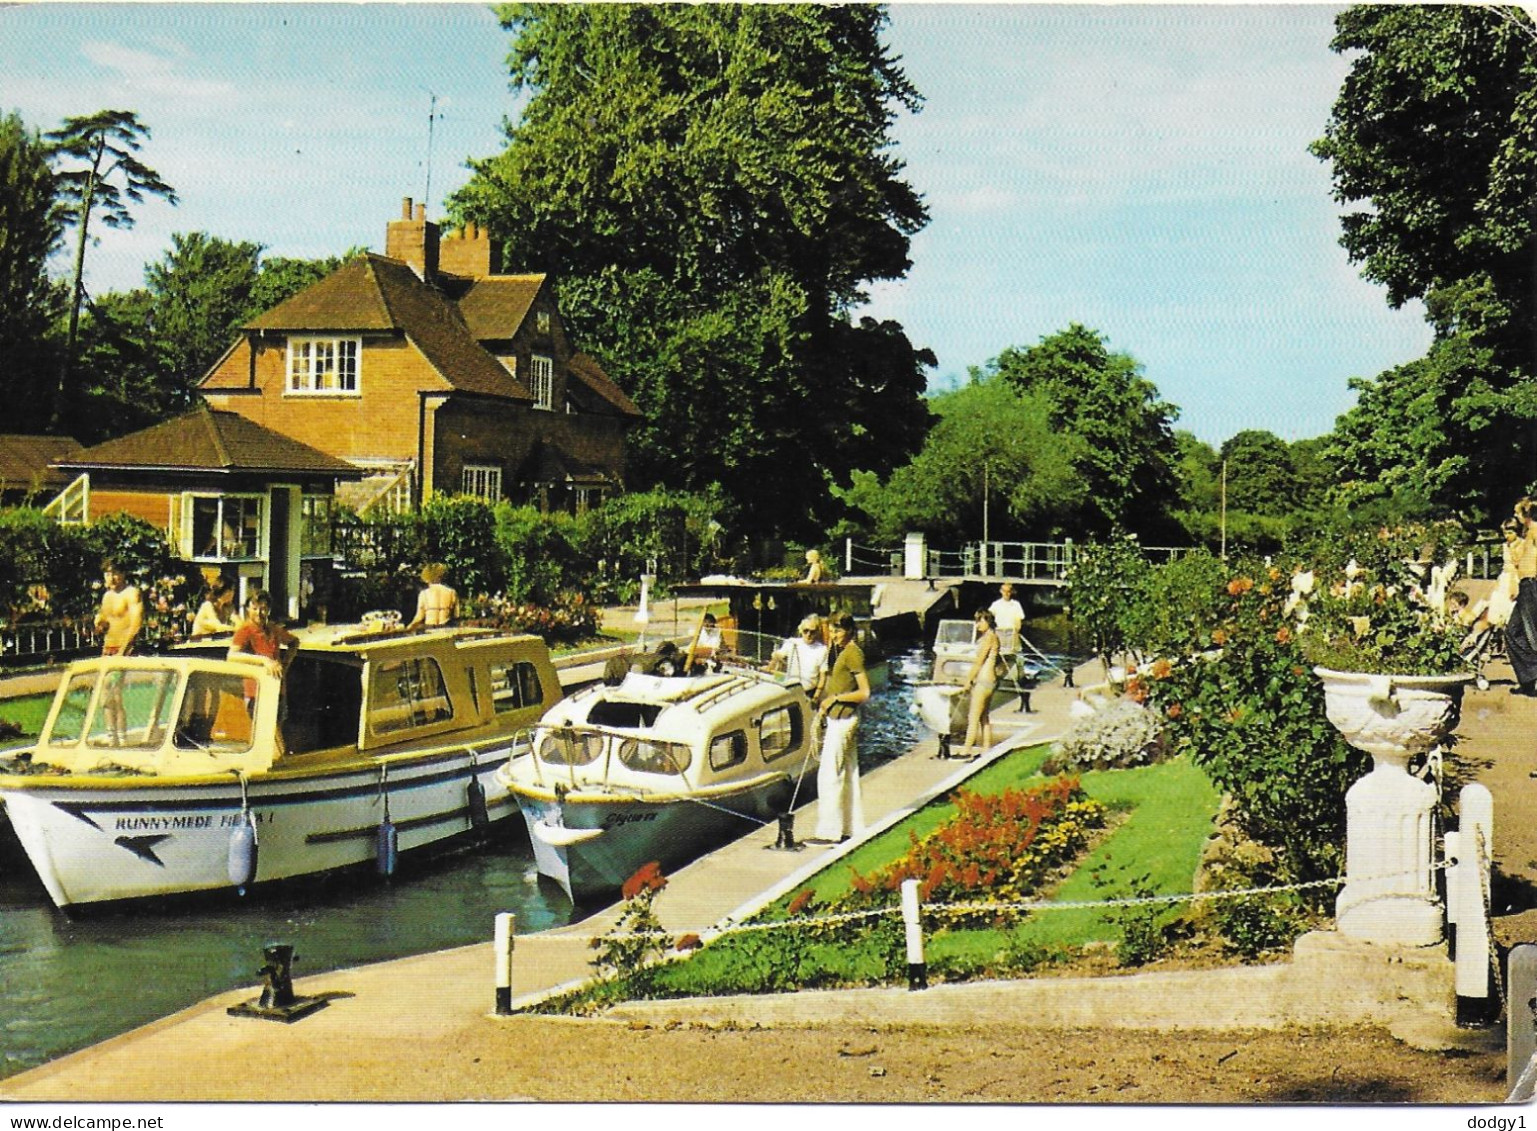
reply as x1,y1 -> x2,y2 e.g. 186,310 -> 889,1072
1218,430 -> 1297,515
841,374 -> 1086,542
0,112 -> 65,431
45,110 -> 177,430
452,4 -> 933,536
994,325 -> 1181,538
143,233 -> 263,401
1312,5 -> 1537,517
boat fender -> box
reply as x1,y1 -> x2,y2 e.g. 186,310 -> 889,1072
376,768 -> 398,877
227,814 -> 258,893
466,751 -> 490,831
376,815 -> 399,877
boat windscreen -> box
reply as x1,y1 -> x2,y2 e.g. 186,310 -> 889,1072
586,700 -> 664,729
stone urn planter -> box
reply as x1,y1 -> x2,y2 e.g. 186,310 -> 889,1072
1315,667 -> 1472,946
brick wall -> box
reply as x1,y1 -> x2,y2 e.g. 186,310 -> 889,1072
204,336 -> 439,465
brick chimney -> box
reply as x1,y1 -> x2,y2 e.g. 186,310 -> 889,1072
438,221 -> 503,278
385,196 -> 440,280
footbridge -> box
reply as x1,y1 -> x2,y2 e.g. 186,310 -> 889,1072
842,535 -> 1190,588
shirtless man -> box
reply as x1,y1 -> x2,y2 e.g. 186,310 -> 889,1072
95,559 -> 143,745
96,559 -> 143,656
406,563 -> 458,630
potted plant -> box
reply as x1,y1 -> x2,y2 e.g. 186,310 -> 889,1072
1293,558 -> 1472,766
1287,558 -> 1472,945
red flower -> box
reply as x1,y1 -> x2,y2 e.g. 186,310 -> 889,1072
621,861 -> 667,900
786,888 -> 816,917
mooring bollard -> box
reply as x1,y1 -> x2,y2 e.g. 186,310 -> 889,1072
1509,944 -> 1537,1100
901,878 -> 926,991
494,912 -> 516,1015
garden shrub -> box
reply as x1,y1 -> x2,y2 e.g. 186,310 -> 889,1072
494,504 -> 580,606
1134,560 -> 1367,892
461,590 -> 600,645
419,495 -> 505,596
574,488 -> 734,595
1055,696 -> 1164,770
1063,537 -> 1145,669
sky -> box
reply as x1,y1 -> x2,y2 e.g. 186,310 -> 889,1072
0,2 -> 1435,447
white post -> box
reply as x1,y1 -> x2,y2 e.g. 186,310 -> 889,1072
1456,785 -> 1494,1019
845,537 -> 854,575
494,912 -> 516,1015
900,878 -> 926,991
903,533 -> 926,580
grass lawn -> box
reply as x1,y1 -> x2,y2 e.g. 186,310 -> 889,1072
618,746 -> 1222,1002
0,692 -> 54,739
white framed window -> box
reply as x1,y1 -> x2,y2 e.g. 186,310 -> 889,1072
530,354 -> 554,411
535,309 -> 551,334
182,494 -> 263,560
299,495 -> 333,557
461,464 -> 502,501
287,337 -> 360,395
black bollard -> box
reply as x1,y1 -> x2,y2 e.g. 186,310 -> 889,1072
228,941 -> 329,1023
770,812 -> 802,851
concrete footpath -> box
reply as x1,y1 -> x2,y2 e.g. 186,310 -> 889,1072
0,639 -> 1529,1101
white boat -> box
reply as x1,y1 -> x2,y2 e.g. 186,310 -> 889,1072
914,619 -> 1061,753
498,667 -> 818,904
0,624 -> 562,910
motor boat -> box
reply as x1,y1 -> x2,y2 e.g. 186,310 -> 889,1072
0,623 -> 562,910
499,666 -> 818,904
913,619 -> 1062,755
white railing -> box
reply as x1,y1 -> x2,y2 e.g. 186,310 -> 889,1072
2,620 -> 97,665
41,473 -> 90,525
845,539 -> 1190,583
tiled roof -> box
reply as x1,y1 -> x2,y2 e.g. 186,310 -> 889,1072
451,274 -> 545,341
245,255 -> 531,402
567,353 -> 641,418
55,407 -> 363,477
0,435 -> 83,489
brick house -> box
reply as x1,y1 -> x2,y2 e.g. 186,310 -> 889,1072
50,406 -> 361,619
199,198 -> 640,515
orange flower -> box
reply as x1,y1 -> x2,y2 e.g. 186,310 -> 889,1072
786,888 -> 815,917
1167,702 -> 1183,719
1275,626 -> 1292,645
1212,628 -> 1229,646
1150,658 -> 1173,680
621,861 -> 667,900
675,933 -> 703,952
1227,577 -> 1254,596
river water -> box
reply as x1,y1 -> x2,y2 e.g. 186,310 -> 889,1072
0,650 -> 934,1081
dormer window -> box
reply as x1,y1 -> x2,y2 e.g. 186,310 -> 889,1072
287,337 -> 360,395
531,354 -> 554,411
536,310 -> 551,334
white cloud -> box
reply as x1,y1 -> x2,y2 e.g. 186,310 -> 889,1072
79,39 -> 238,103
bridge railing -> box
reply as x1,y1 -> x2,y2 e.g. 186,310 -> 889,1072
845,539 -> 1190,582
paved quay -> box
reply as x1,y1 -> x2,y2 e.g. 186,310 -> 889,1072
1,622 -> 1531,1102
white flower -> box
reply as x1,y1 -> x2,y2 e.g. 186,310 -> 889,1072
1290,570 -> 1315,597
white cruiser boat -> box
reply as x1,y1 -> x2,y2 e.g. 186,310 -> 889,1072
0,624 -> 561,910
499,667 -> 818,904
914,619 -> 1061,751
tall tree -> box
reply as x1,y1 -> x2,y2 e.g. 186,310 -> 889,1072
144,232 -> 263,402
1312,5 -> 1537,516
841,374 -> 1087,543
994,324 -> 1182,538
46,110 -> 177,430
0,111 -> 65,430
452,4 -> 933,536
